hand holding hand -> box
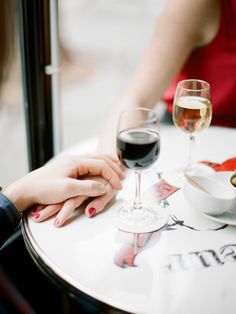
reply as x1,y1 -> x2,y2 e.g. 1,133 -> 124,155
3,154 -> 124,214
31,175 -> 116,227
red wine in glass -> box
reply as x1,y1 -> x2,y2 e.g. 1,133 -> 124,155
117,128 -> 160,170
114,108 -> 167,233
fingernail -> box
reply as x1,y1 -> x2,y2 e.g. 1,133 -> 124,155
31,207 -> 38,213
88,207 -> 96,217
34,213 -> 40,219
54,218 -> 60,227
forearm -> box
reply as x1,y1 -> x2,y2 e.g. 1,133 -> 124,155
126,0 -> 219,108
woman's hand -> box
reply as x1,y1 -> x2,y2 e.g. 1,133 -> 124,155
3,154 -> 124,213
31,176 -> 116,227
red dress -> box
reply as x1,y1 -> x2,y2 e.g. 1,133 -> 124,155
163,0 -> 236,128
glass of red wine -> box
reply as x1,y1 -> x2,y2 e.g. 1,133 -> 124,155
116,108 -> 167,233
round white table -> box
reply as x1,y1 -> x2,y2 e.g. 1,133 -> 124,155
22,125 -> 236,314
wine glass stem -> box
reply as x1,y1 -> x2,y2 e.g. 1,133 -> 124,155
133,170 -> 142,210
187,134 -> 195,173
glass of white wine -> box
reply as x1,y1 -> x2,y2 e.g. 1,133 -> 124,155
172,79 -> 212,179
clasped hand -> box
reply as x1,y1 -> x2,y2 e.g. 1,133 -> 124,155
3,153 -> 124,227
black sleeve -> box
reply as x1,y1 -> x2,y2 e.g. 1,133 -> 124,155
0,193 -> 21,247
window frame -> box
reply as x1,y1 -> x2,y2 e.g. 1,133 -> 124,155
18,0 -> 60,170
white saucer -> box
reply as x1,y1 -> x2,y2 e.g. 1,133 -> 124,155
203,211 -> 236,226
203,171 -> 236,225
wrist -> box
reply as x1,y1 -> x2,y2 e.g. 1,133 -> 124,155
2,179 -> 32,213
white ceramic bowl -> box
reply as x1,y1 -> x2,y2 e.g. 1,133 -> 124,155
182,175 -> 235,216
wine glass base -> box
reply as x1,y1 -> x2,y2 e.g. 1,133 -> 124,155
113,204 -> 168,233
163,163 -> 214,188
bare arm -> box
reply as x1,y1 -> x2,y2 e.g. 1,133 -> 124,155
98,0 -> 220,153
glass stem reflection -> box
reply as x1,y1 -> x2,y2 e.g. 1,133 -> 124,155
186,134 -> 195,173
133,170 -> 142,210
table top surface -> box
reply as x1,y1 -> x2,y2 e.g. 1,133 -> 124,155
22,125 -> 236,314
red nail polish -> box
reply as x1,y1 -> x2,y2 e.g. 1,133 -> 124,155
31,208 -> 37,213
34,213 -> 40,219
54,218 -> 60,226
88,207 -> 96,217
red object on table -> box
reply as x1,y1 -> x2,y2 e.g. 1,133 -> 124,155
201,157 -> 236,172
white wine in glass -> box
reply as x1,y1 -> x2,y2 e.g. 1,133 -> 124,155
172,79 -> 212,177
